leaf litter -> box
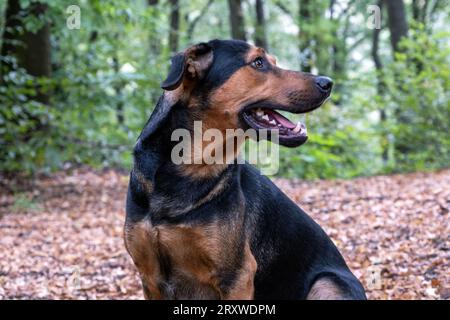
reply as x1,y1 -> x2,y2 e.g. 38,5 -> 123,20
0,168 -> 448,299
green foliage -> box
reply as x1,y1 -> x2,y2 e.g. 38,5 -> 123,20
379,27 -> 450,172
277,98 -> 383,179
0,1 -> 449,179
11,193 -> 41,212
1,0 -> 164,173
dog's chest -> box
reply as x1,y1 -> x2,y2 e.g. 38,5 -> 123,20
125,219 -> 234,299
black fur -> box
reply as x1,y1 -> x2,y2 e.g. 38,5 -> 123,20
126,39 -> 366,300
161,53 -> 186,90
202,39 -> 250,91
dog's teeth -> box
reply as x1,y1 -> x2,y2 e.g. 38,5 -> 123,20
262,115 -> 270,121
277,124 -> 282,127
269,120 -> 277,125
256,110 -> 264,117
292,122 -> 302,133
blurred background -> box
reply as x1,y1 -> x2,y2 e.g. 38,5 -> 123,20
0,0 -> 449,179
1,1 -> 449,300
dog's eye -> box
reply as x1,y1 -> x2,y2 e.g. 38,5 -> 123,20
252,57 -> 264,69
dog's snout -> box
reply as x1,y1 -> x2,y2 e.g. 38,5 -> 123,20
315,76 -> 333,93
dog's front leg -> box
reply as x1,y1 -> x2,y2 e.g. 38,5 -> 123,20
124,217 -> 163,300
220,242 -> 257,300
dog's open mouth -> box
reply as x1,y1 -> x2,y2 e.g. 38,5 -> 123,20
242,107 -> 310,147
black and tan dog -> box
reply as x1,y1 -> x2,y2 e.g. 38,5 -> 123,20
125,39 -> 366,300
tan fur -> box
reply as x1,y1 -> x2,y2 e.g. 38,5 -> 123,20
178,163 -> 229,179
133,169 -> 153,194
306,278 -> 348,300
203,46 -> 313,144
179,46 -> 314,179
125,217 -> 257,299
158,224 -> 221,285
186,48 -> 214,80
124,220 -> 162,299
225,242 -> 258,299
267,53 -> 277,65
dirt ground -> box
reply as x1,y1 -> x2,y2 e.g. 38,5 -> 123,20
0,168 -> 448,300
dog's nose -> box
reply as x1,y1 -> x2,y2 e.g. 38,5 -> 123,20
315,76 -> 333,93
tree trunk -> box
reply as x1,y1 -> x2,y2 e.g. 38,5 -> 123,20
413,0 -> 435,33
384,0 -> 408,54
1,0 -> 21,74
371,3 -> 383,83
1,0 -> 51,105
168,0 -> 180,54
412,0 -> 421,22
412,0 -> 430,25
112,54 -> 124,126
371,0 -> 388,163
254,0 -> 268,49
329,0 -> 345,77
385,0 -> 410,156
228,0 -> 246,41
148,0 -> 160,58
298,0 -> 313,72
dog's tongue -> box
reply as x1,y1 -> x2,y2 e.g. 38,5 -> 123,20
265,109 -> 296,129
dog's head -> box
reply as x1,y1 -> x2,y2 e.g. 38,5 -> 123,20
145,39 -> 332,149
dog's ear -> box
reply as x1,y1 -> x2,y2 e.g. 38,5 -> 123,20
161,42 -> 213,91
160,53 -> 186,90
133,95 -> 170,188
138,43 -> 213,141
138,94 -> 173,142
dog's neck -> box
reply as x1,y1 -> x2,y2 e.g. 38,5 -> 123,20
132,99 -> 243,219
160,98 -> 243,180
149,162 -> 239,220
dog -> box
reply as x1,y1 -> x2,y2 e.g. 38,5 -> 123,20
124,39 -> 366,300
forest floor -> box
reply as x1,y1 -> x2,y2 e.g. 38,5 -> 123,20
0,168 -> 449,300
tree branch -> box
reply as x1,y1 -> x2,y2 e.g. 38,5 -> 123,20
187,0 -> 214,41
274,0 -> 293,19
